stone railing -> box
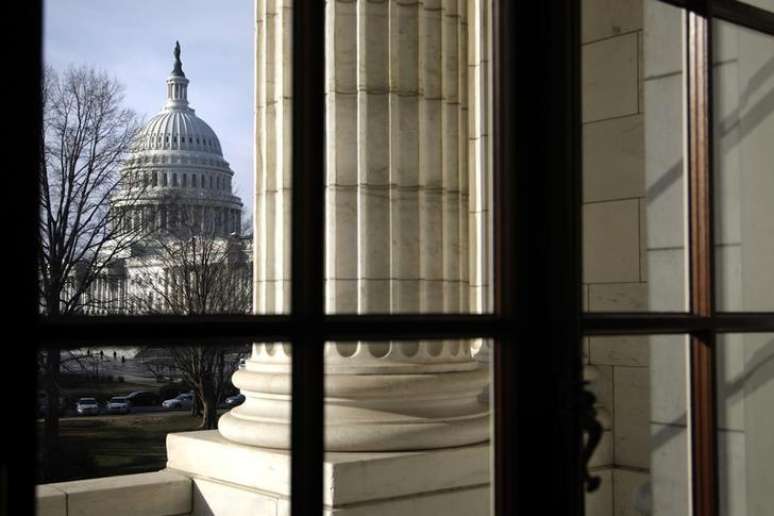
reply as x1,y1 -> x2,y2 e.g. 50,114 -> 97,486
36,471 -> 191,516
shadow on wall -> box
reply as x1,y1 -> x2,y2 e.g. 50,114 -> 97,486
648,337 -> 774,516
646,56 -> 774,205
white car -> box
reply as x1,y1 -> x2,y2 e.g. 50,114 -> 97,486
76,397 -> 100,416
162,392 -> 194,410
106,396 -> 130,415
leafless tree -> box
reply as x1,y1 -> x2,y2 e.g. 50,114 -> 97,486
38,65 -> 145,449
131,213 -> 252,428
139,345 -> 247,428
131,233 -> 251,315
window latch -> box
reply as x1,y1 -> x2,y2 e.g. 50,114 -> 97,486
580,382 -> 603,492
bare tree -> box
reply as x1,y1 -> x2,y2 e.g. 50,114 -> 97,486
38,65 -> 145,450
131,212 -> 251,428
131,232 -> 251,315
138,345 -> 247,428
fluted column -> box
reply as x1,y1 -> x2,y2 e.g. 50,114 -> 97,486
254,0 -> 292,314
220,0 -> 491,452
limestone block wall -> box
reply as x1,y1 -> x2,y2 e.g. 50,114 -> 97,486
581,1 -> 687,515
584,3 -> 773,516
582,1 -> 650,514
642,3 -> 692,516
713,20 -> 774,516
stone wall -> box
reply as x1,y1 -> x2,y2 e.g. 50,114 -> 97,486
584,2 -> 774,516
582,1 -> 652,514
713,19 -> 774,516
582,1 -> 690,515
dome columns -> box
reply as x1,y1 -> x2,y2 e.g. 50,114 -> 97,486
165,75 -> 189,111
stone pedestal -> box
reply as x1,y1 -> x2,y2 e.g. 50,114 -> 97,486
166,431 -> 491,516
218,341 -> 491,451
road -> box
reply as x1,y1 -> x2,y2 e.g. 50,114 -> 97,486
45,403 -> 237,420
43,351 -> 243,418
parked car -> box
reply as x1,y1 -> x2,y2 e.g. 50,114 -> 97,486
224,393 -> 245,407
106,396 -> 131,415
162,392 -> 194,410
76,397 -> 100,416
125,391 -> 159,407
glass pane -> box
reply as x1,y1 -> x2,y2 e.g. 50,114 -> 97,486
716,333 -> 774,516
37,343 -> 252,483
324,339 -> 493,514
41,2 -> 260,316
713,21 -> 774,312
324,0 -> 493,314
582,0 -> 688,312
584,335 -> 691,516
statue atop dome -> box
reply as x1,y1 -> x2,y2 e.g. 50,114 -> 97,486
172,41 -> 185,77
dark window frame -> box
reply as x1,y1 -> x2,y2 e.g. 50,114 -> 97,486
18,2 -> 774,516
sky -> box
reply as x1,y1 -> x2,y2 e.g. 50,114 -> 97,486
44,0 -> 255,217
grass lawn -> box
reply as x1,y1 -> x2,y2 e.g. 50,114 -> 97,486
37,412 -> 222,483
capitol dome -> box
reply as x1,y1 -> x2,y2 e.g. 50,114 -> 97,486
137,109 -> 223,156
112,42 -> 243,239
132,40 -> 225,158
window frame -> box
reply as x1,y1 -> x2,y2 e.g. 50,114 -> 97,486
20,2 -> 774,516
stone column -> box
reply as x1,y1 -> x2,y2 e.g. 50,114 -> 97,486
219,0 -> 492,453
325,0 -> 472,315
253,0 -> 293,315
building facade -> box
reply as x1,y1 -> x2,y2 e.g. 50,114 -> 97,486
68,43 -> 252,316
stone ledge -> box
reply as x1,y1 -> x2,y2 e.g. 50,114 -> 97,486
38,470 -> 192,516
36,485 -> 66,516
186,477 -> 488,516
167,430 -> 490,507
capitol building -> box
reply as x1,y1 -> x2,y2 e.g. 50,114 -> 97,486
71,43 -> 252,316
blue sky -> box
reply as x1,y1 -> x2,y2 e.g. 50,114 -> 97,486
44,0 -> 255,216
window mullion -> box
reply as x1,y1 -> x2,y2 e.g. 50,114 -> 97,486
290,0 -> 325,515
686,10 -> 720,516
493,0 -> 583,514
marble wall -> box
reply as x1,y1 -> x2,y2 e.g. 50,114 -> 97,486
713,18 -> 774,516
583,1 -> 691,515
585,2 -> 774,516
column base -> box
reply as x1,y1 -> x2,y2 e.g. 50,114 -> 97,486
166,430 -> 491,516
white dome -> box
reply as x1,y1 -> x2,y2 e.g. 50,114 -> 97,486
111,42 -> 244,239
136,109 -> 223,156
132,44 -> 223,156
